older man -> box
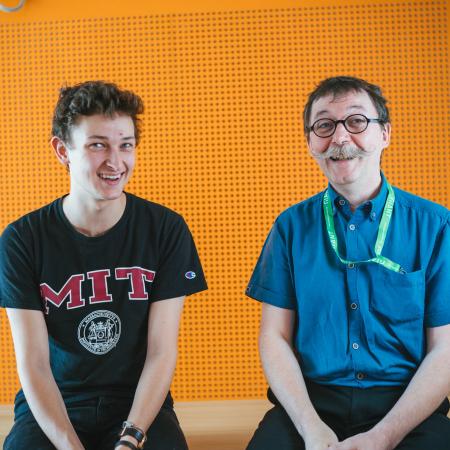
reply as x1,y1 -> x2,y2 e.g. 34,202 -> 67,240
246,76 -> 450,450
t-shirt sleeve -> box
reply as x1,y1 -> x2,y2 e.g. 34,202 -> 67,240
150,214 -> 207,301
424,215 -> 450,327
245,217 -> 296,309
0,222 -> 43,311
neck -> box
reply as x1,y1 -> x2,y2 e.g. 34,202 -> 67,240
331,173 -> 382,212
62,193 -> 126,237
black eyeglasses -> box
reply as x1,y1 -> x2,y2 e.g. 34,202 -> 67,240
307,114 -> 385,138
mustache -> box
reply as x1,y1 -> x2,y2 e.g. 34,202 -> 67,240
312,143 -> 367,160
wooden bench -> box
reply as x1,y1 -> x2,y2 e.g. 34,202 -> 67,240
0,400 -> 272,450
2,399 -> 449,449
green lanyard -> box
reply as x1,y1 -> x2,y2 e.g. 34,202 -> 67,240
323,183 -> 404,274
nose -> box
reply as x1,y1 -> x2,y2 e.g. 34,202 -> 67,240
105,147 -> 121,169
332,121 -> 351,145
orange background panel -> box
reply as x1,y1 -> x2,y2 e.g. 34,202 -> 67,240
0,0 -> 449,403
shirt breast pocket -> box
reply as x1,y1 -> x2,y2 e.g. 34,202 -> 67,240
370,266 -> 425,323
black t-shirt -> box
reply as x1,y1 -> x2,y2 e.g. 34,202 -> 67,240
0,193 -> 207,417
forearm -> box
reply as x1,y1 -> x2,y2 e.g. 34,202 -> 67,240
260,331 -> 322,436
18,362 -> 84,450
126,349 -> 178,432
115,297 -> 185,449
371,346 -> 450,449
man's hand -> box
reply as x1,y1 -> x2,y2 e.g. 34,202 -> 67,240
303,420 -> 339,450
328,430 -> 391,450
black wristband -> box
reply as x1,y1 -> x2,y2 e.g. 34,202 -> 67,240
121,426 -> 146,443
115,440 -> 138,450
118,421 -> 147,448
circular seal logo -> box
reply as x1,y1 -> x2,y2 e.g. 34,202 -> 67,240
78,310 -> 121,355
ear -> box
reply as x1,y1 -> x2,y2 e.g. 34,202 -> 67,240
381,122 -> 391,149
51,136 -> 70,167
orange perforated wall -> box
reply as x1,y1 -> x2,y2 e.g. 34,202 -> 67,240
0,0 -> 449,403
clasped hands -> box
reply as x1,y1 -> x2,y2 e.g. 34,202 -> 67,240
304,421 -> 392,450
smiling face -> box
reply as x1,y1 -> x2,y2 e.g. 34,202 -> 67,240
306,90 -> 391,192
52,114 -> 136,204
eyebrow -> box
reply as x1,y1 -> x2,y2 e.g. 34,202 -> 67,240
313,105 -> 367,119
87,135 -> 136,140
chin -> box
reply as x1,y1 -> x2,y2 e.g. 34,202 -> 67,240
326,169 -> 356,184
328,165 -> 362,185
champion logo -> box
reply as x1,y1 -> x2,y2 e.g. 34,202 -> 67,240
185,271 -> 196,280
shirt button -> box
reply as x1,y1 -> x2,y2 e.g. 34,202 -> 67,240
356,372 -> 365,380
370,212 -> 376,220
348,263 -> 355,269
339,199 -> 346,206
352,343 -> 359,350
350,302 -> 358,310
349,224 -> 356,231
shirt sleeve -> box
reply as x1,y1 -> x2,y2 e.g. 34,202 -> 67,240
424,215 -> 450,327
245,217 -> 296,309
0,222 -> 43,311
150,214 -> 207,302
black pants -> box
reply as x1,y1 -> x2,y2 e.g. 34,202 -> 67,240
4,396 -> 188,450
247,381 -> 450,450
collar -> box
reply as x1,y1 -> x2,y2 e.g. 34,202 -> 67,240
327,172 -> 389,221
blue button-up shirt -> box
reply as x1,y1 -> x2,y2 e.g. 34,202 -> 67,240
246,175 -> 450,387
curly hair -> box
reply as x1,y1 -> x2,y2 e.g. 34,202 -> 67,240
52,81 -> 144,144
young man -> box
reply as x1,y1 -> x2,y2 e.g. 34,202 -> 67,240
0,81 -> 207,450
246,76 -> 450,450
